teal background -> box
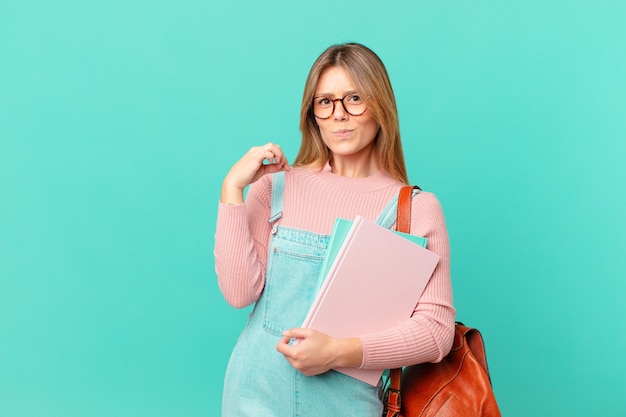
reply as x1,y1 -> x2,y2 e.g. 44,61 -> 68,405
1,0 -> 625,416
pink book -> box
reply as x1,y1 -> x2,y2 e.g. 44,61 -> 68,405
300,215 -> 440,385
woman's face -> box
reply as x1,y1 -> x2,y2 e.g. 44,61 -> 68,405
314,66 -> 379,161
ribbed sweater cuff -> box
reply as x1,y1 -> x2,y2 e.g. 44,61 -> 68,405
359,327 -> 440,369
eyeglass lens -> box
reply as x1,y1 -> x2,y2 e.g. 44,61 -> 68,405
313,94 -> 367,119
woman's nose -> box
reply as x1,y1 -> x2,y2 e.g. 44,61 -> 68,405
332,99 -> 348,121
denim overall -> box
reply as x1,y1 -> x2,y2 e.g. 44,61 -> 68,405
222,172 -> 415,416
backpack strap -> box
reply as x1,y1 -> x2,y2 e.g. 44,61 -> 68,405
375,185 -> 421,229
384,185 -> 420,416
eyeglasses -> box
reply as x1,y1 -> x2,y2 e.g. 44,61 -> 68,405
312,93 -> 367,119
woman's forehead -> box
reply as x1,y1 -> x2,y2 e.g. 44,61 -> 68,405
315,66 -> 356,95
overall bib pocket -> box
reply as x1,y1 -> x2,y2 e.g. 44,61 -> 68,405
263,243 -> 324,337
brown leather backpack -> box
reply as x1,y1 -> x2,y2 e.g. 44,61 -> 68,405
383,186 -> 501,417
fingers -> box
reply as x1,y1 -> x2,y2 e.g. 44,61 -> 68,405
275,329 -> 333,376
252,142 -> 289,170
221,142 -> 289,204
276,336 -> 293,355
241,142 -> 289,182
282,328 -> 310,339
276,328 -> 310,357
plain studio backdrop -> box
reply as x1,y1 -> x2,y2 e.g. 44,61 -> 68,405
1,1 -> 625,416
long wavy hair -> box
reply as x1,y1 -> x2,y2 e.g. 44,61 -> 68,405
294,43 -> 408,184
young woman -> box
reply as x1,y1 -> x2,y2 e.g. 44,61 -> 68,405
215,43 -> 455,416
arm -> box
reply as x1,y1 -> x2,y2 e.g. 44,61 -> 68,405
276,192 -> 454,375
359,192 -> 455,369
214,143 -> 289,308
214,180 -> 271,308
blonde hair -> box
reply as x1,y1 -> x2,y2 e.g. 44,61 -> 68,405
294,43 -> 408,184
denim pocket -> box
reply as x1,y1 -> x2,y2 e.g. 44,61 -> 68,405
263,245 -> 324,336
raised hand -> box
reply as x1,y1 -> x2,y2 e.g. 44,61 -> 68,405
220,142 -> 289,205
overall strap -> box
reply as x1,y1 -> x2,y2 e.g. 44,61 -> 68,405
268,171 -> 285,224
375,186 -> 421,229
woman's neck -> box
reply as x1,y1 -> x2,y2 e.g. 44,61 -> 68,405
329,151 -> 380,178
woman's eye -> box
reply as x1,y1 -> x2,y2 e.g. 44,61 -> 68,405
348,94 -> 362,103
318,98 -> 331,106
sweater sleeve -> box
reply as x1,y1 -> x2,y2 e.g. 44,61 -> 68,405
214,176 -> 273,309
359,192 -> 456,369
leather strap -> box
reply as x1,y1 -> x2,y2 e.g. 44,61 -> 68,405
396,185 -> 419,233
385,368 -> 403,417
386,185 -> 420,416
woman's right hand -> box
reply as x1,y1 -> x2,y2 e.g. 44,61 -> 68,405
220,142 -> 289,205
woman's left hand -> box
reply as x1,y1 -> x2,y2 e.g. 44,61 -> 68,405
276,328 -> 362,376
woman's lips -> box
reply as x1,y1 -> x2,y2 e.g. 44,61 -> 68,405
333,129 -> 354,138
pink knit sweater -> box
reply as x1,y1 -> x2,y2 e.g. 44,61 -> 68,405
214,164 -> 455,369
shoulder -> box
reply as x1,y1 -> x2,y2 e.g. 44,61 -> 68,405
411,190 -> 447,226
413,190 -> 443,209
248,167 -> 311,203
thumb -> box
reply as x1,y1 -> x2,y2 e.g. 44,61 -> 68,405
282,327 -> 311,339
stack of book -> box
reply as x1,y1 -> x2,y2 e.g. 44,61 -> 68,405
299,216 -> 440,385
